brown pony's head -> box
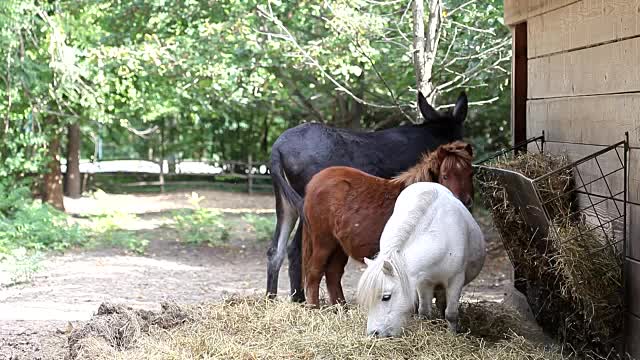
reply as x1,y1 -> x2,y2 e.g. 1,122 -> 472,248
392,141 -> 474,208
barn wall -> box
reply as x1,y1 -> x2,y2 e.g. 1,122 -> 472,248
506,0 -> 640,355
504,0 -> 581,25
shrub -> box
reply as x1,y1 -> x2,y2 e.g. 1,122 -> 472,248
89,212 -> 149,254
0,198 -> 87,254
0,247 -> 43,286
173,208 -> 229,246
242,213 -> 275,242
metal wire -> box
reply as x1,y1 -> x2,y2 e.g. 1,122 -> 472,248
478,132 -> 630,352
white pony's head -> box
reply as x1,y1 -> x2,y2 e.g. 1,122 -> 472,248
356,250 -> 415,337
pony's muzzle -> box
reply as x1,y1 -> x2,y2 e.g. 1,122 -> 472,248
368,329 -> 392,338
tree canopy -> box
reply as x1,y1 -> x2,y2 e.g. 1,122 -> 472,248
0,0 -> 511,204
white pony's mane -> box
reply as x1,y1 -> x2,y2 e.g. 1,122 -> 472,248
357,183 -> 445,310
356,249 -> 414,309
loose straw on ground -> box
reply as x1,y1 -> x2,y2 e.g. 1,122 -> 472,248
69,297 -> 561,360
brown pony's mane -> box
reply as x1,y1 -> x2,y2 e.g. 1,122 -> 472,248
390,141 -> 473,186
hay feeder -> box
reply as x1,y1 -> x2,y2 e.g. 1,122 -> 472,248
474,133 -> 629,358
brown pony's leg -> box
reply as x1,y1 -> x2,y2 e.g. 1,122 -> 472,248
325,247 -> 349,305
305,236 -> 335,307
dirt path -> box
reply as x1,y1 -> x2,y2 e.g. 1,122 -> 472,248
0,190 -> 512,360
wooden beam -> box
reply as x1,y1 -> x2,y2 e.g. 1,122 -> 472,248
528,37 -> 640,98
512,23 -> 528,146
504,0 -> 581,25
528,0 -> 640,58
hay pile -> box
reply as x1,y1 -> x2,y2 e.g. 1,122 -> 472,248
68,302 -> 190,359
476,152 -> 624,357
67,297 -> 561,360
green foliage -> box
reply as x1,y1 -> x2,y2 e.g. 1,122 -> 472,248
173,208 -> 230,246
0,183 -> 31,217
242,213 -> 275,242
0,0 -> 511,194
0,192 -> 86,254
0,184 -> 148,257
89,211 -> 149,254
0,247 -> 43,285
0,124 -> 49,182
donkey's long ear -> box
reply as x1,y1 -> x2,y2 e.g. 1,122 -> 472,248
465,143 -> 474,157
452,92 -> 468,123
382,260 -> 394,277
418,91 -> 439,122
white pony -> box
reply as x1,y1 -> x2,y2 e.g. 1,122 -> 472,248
357,182 -> 485,337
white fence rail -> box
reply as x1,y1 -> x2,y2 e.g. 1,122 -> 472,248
62,156 -> 272,194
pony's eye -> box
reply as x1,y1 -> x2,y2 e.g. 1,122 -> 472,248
382,294 -> 392,302
442,175 -> 449,180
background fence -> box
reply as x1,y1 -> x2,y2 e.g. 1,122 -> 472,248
63,155 -> 273,194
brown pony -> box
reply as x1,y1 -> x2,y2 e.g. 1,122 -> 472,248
302,141 -> 474,306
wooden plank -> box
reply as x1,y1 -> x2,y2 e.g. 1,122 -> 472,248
526,94 -> 640,147
512,23 -> 528,146
528,0 -> 640,58
626,260 -> 640,316
505,0 -> 582,25
528,37 -> 640,98
526,94 -> 640,212
626,311 -> 640,359
630,204 -> 640,261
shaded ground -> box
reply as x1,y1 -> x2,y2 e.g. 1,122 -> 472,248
0,190 -> 512,360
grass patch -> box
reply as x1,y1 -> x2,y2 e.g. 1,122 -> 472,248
0,248 -> 43,286
0,200 -> 86,253
88,212 -> 149,254
242,213 -> 275,241
173,208 -> 230,246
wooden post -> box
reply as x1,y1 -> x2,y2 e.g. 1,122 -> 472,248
159,118 -> 165,193
247,154 -> 253,194
81,173 -> 88,194
159,161 -> 165,193
64,122 -> 82,198
511,22 -> 528,148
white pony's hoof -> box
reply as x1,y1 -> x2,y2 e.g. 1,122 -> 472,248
447,321 -> 460,334
417,310 -> 434,320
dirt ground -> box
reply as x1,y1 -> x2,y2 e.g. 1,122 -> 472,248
0,189 -> 513,360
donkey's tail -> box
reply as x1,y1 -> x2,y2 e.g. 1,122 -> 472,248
270,148 -> 303,214
301,214 -> 312,292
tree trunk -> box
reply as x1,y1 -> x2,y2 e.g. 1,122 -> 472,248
64,122 -> 82,198
168,116 -> 177,173
349,67 -> 365,129
43,131 -> 65,211
261,115 -> 270,154
413,0 -> 443,120
337,93 -> 348,127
